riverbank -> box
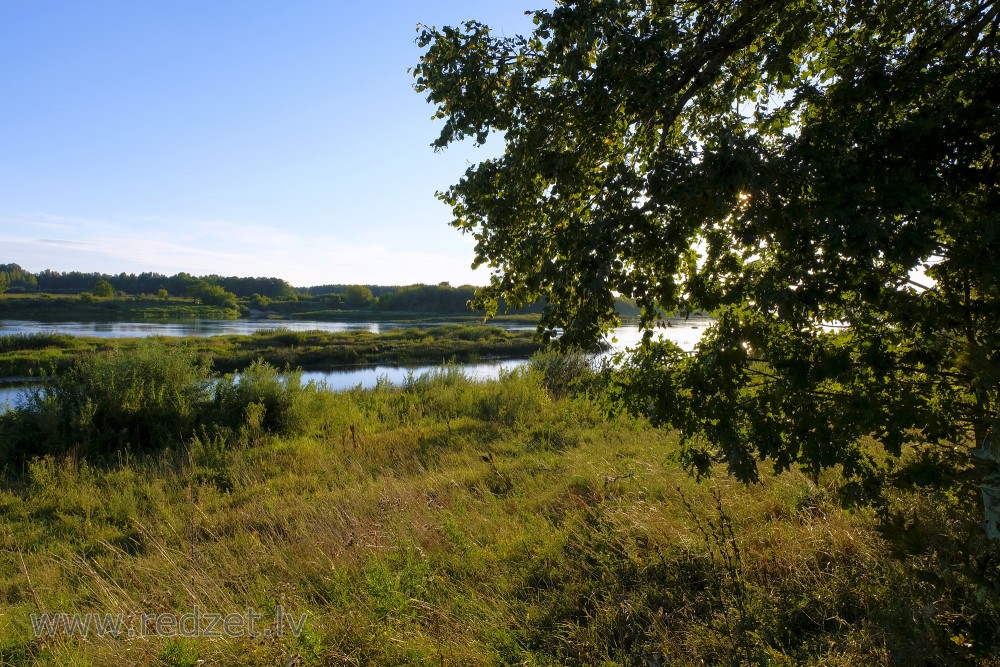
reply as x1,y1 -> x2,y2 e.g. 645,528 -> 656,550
247,309 -> 543,325
0,293 -> 241,321
0,292 -> 546,325
0,325 -> 545,379
0,357 -> 992,665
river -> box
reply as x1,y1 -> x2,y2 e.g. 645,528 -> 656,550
0,318 -> 540,338
0,317 -> 712,410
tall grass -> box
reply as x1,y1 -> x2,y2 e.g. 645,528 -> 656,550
0,324 -> 544,378
0,342 -> 318,460
0,346 -> 996,665
1,343 -> 212,459
210,361 -> 313,440
0,333 -> 77,353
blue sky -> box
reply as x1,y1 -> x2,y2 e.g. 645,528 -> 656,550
0,1 -> 542,286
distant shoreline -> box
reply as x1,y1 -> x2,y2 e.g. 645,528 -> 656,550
0,324 -> 546,381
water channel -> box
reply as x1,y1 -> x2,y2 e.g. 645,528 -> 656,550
0,317 -> 713,410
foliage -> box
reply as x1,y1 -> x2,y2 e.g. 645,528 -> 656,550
1,342 -> 212,458
414,1 -> 1000,515
375,283 -> 475,313
0,263 -> 38,291
210,360 -> 312,438
185,280 -> 238,309
0,332 -> 76,353
343,284 -> 374,308
92,279 -> 114,298
1,364 -> 997,664
301,283 -> 396,298
529,349 -> 597,398
30,267 -> 296,299
471,365 -> 551,427
0,293 -> 241,323
0,325 -> 543,378
0,347 -> 325,459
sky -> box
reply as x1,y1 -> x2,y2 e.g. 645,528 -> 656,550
0,1 -> 544,287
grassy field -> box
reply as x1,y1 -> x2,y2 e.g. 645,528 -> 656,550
0,325 -> 544,379
0,345 -> 996,665
0,294 -> 241,322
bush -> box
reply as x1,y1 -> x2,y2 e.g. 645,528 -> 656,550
0,346 -> 322,463
93,280 -> 115,297
3,342 -> 212,458
473,367 -> 550,427
210,360 -> 312,440
529,349 -> 597,398
404,364 -> 477,423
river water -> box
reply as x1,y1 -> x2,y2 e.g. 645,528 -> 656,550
0,318 -> 542,338
0,317 -> 712,410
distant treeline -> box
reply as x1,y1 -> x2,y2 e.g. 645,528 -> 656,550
1,263 -> 638,317
30,269 -> 296,299
303,282 -> 547,315
303,284 -> 398,299
1,263 -> 295,299
0,264 -> 39,292
375,283 -> 543,315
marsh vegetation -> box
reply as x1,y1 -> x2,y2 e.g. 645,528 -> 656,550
0,326 -> 543,380
0,344 -> 996,665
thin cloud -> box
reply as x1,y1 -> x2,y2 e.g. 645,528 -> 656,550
37,239 -> 99,248
3,211 -> 487,286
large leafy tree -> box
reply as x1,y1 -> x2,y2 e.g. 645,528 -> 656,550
414,1 -> 1000,526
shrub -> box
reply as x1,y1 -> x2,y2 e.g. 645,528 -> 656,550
474,367 -> 550,427
529,349 -> 597,398
93,280 -> 115,298
4,342 -> 212,458
210,360 -> 312,439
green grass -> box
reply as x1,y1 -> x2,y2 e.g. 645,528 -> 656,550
0,346 -> 996,665
0,293 -> 241,321
0,325 -> 544,378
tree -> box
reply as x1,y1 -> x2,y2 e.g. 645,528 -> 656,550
344,284 -> 374,308
415,1 -> 1000,528
0,273 -> 7,295
185,280 -> 238,309
0,263 -> 37,291
93,279 -> 115,298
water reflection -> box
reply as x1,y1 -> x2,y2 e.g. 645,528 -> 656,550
300,359 -> 529,392
0,360 -> 532,412
0,317 -> 714,411
0,318 -> 538,338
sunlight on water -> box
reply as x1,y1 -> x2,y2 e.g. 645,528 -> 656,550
0,318 -> 537,338
0,317 -> 713,410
